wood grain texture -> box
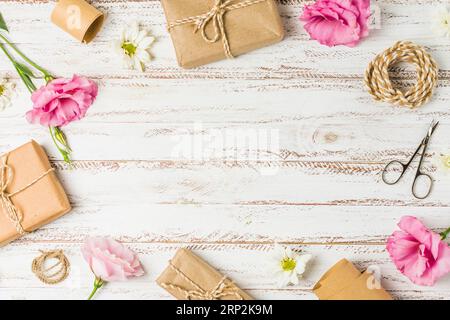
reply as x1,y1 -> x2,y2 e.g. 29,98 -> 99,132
1,243 -> 450,300
0,0 -> 449,299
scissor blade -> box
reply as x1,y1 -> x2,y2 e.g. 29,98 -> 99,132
426,120 -> 439,139
419,120 -> 439,146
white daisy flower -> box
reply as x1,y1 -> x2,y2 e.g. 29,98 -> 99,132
431,6 -> 450,37
0,77 -> 15,111
270,243 -> 312,287
433,152 -> 450,175
112,21 -> 155,71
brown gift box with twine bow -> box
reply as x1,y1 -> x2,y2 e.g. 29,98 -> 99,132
161,0 -> 285,68
157,248 -> 253,300
0,140 -> 71,247
313,259 -> 393,300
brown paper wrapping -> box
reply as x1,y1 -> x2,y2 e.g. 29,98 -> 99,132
161,0 -> 285,68
313,259 -> 393,300
157,248 -> 253,300
0,140 -> 71,247
51,0 -> 104,43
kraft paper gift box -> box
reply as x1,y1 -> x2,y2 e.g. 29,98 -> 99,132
157,248 -> 253,300
0,140 -> 71,247
161,0 -> 285,68
313,259 -> 393,300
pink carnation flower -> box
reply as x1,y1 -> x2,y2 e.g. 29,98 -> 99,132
387,216 -> 450,286
26,74 -> 97,127
82,237 -> 144,282
82,237 -> 145,299
300,0 -> 370,47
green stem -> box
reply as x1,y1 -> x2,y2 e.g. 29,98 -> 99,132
18,68 -> 36,92
0,42 -> 15,64
15,64 -> 36,93
1,47 -> 34,93
0,43 -> 35,93
0,32 -> 52,79
87,278 -> 104,300
440,227 -> 450,240
0,44 -> 35,92
49,126 -> 72,164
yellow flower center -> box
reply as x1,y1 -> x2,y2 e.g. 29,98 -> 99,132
280,257 -> 296,272
0,85 -> 4,96
441,155 -> 450,168
122,42 -> 137,57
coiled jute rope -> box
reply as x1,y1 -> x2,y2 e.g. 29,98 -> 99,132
31,250 -> 70,285
365,41 -> 438,109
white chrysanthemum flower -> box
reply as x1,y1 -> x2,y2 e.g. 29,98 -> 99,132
433,152 -> 450,175
0,77 -> 15,111
431,6 -> 450,37
270,244 -> 312,287
112,21 -> 155,71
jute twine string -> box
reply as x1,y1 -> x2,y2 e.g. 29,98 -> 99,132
31,250 -> 70,285
167,0 -> 268,59
0,154 -> 54,235
364,41 -> 438,109
160,262 -> 243,300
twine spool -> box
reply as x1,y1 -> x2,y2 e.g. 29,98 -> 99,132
364,41 -> 438,109
31,250 -> 70,285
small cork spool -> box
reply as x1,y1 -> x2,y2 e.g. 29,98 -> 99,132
51,0 -> 104,44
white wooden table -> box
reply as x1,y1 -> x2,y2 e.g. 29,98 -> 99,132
0,0 -> 450,300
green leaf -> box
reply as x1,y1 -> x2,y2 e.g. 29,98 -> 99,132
0,13 -> 9,32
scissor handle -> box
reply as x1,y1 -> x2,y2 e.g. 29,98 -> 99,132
412,171 -> 433,199
382,160 -> 407,185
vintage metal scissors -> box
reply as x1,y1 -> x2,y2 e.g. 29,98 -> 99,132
382,120 -> 439,199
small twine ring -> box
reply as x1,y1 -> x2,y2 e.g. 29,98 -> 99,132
31,250 -> 70,285
365,41 -> 438,109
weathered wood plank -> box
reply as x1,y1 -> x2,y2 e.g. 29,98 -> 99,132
0,120 -> 449,163
0,1 -> 450,77
4,80 -> 450,126
0,0 -> 449,300
25,159 -> 448,207
0,243 -> 449,300
10,204 -> 450,244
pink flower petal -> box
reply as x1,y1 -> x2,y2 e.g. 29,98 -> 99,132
387,216 -> 450,286
300,0 -> 370,47
81,237 -> 145,282
26,75 -> 97,127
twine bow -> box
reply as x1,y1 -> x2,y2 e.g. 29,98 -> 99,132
160,262 -> 243,300
0,154 -> 54,235
168,0 -> 268,59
